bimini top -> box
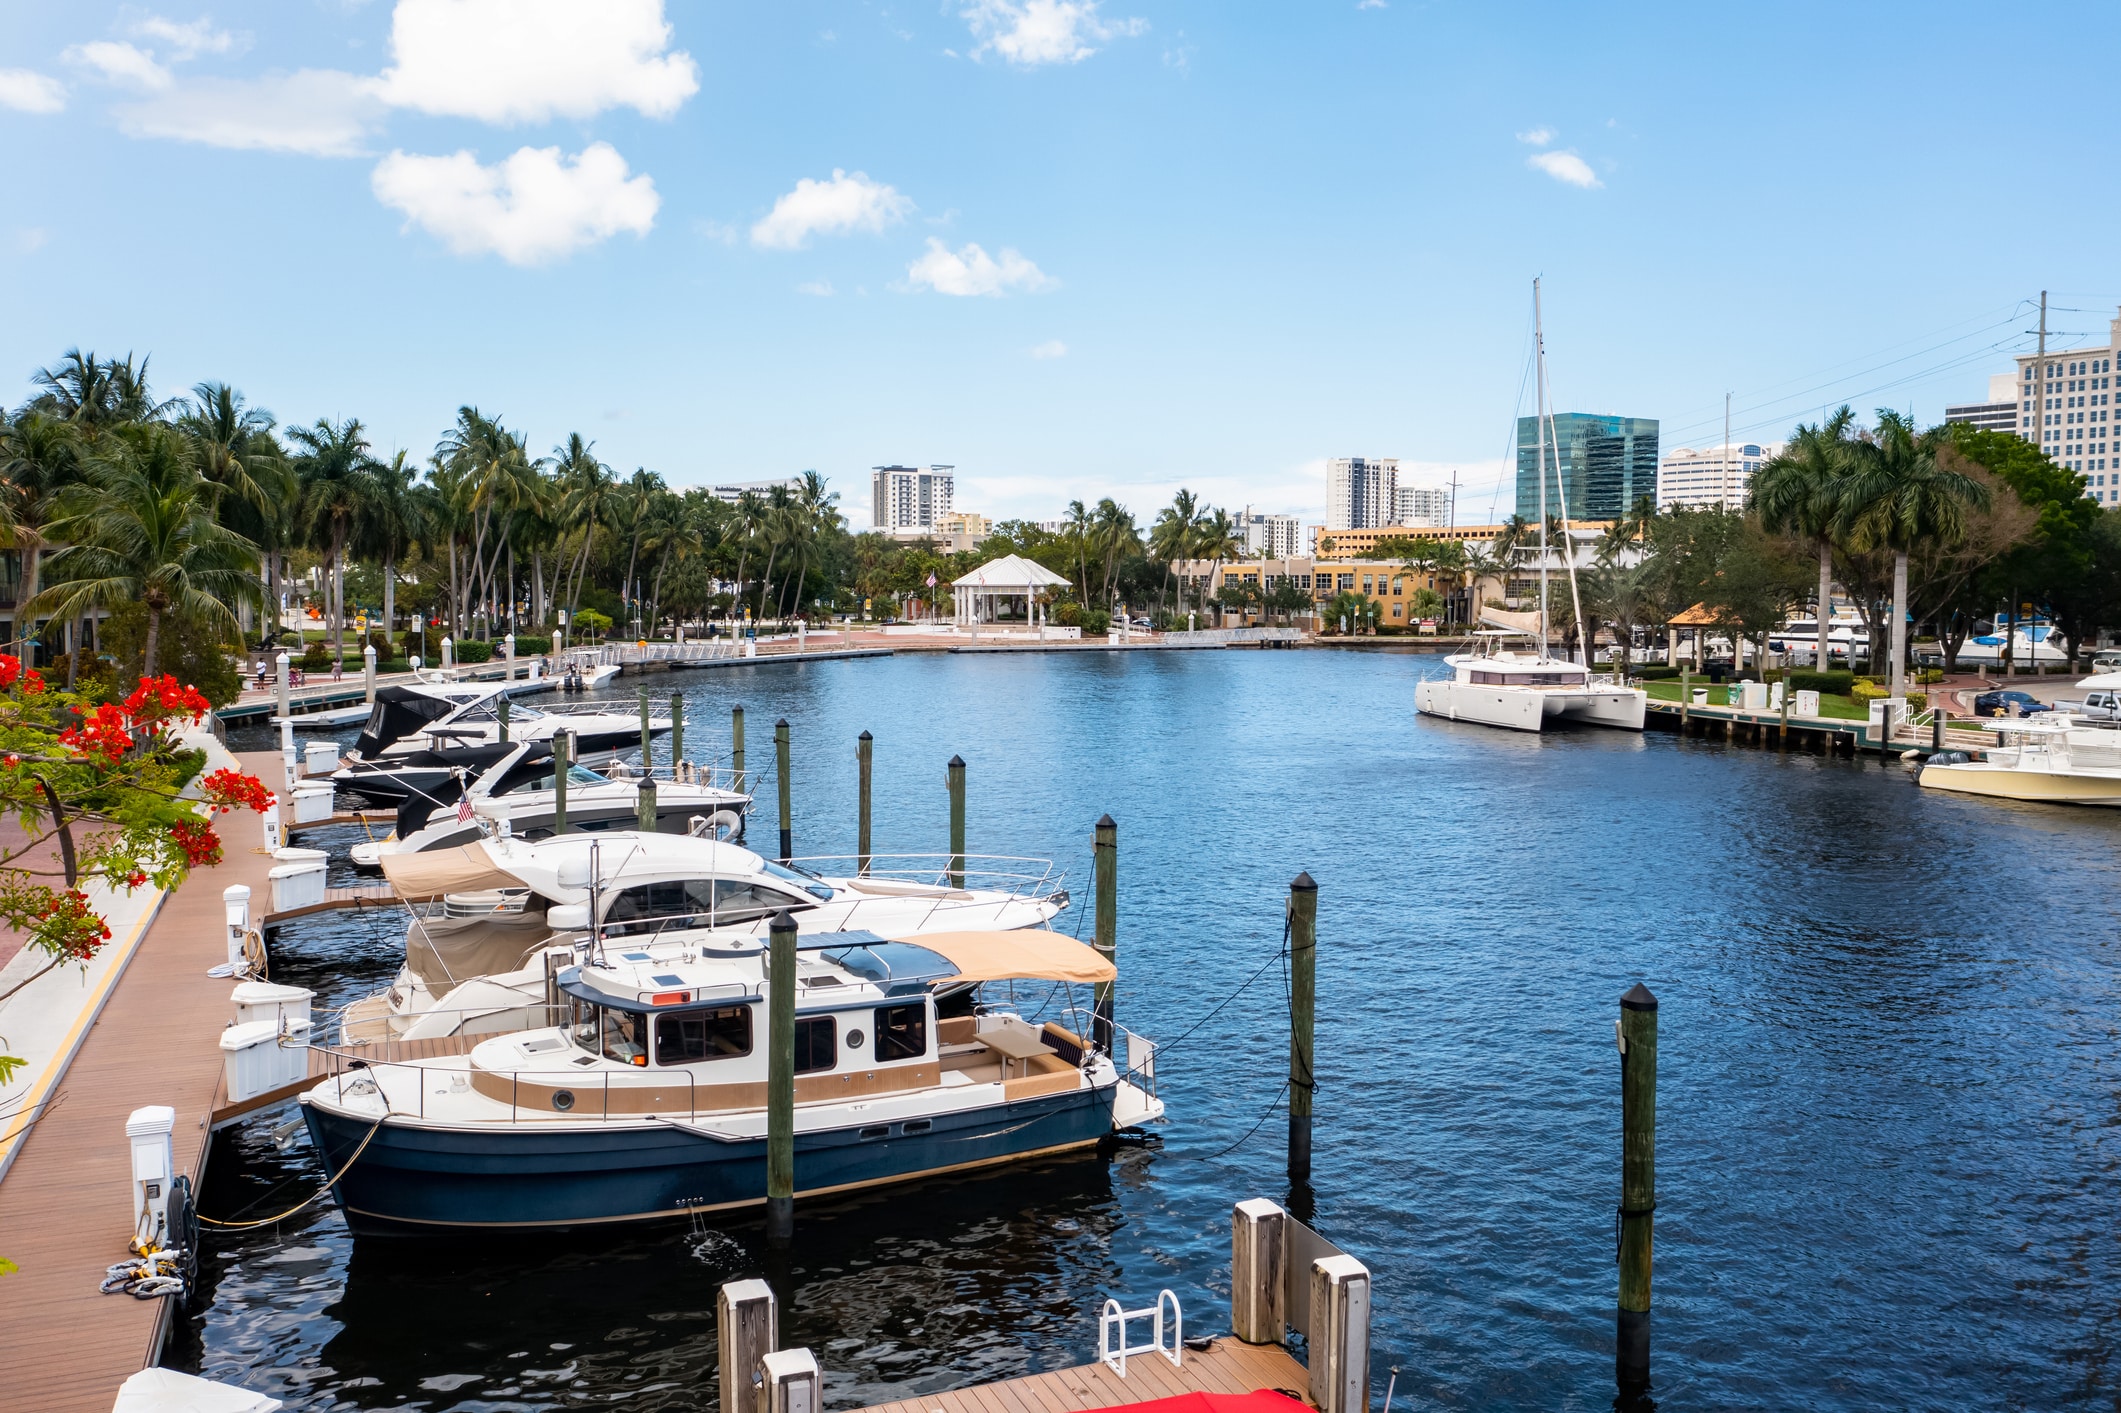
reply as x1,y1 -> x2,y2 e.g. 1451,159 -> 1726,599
354,684 -> 474,758
380,833 -> 772,902
903,929 -> 1115,984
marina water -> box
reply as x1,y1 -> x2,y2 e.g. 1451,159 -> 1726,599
186,649 -> 2121,1409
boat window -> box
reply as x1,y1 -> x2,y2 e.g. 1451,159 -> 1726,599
708,879 -> 811,922
603,878 -> 723,936
505,764 -> 610,795
874,1002 -> 927,1062
795,1016 -> 836,1073
601,1008 -> 648,1066
761,860 -> 837,901
655,1004 -> 752,1065
568,995 -> 602,1055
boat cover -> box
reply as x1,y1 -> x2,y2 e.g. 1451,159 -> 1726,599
353,685 -> 462,759
381,841 -> 523,898
405,909 -> 556,997
902,929 -> 1116,984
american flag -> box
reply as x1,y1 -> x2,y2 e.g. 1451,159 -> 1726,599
457,795 -> 474,823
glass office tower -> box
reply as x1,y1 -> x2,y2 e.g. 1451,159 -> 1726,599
1514,414 -> 1660,522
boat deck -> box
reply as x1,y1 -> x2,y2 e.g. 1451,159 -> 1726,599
850,1336 -> 1311,1413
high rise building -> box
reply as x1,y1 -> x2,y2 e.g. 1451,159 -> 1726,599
1326,457 -> 1398,530
1394,485 -> 1450,527
1515,414 -> 1659,521
871,465 -> 955,531
1943,373 -> 2023,436
1656,441 -> 1783,511
1236,508 -> 1304,558
2009,308 -> 2121,490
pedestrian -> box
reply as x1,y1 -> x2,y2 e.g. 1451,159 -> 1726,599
331,658 -> 343,683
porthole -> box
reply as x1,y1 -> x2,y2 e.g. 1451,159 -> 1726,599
901,1119 -> 932,1135
845,1029 -> 865,1048
552,1089 -> 576,1112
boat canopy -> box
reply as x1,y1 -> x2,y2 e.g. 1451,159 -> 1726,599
381,840 -> 522,899
406,909 -> 555,998
905,929 -> 1116,984
355,685 -> 465,758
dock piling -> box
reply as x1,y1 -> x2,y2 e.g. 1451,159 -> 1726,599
362,643 -> 376,705
1617,982 -> 1659,1397
947,755 -> 966,888
766,908 -> 798,1246
638,687 -> 651,766
275,652 -> 290,722
733,704 -> 747,782
857,731 -> 873,874
1231,1197 -> 1287,1342
717,1279 -> 778,1413
1093,815 -> 1117,1054
1288,871 -> 1318,1180
775,719 -> 793,862
497,696 -> 510,745
553,731 -> 570,834
672,691 -> 684,767
637,774 -> 656,832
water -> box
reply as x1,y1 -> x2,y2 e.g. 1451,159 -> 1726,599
183,650 -> 2121,1410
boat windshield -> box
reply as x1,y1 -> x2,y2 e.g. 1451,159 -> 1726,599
503,763 -> 610,795
568,995 -> 647,1065
761,859 -> 836,901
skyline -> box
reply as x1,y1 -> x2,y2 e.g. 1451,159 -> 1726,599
4,1 -> 2117,529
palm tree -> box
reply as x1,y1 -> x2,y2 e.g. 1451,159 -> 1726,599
1091,498 -> 1141,607
354,450 -> 424,642
287,418 -> 380,662
1194,508 -> 1243,625
553,434 -> 618,620
179,382 -> 290,640
1149,489 -> 1202,617
25,425 -> 262,676
1752,407 -> 1858,671
1062,499 -> 1093,602
1587,558 -> 1659,677
0,411 -> 83,651
1836,410 -> 1989,698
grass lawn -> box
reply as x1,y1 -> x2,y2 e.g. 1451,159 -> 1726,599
1639,678 -> 1872,721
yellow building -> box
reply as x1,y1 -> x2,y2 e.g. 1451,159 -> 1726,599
1172,556 -> 1451,628
937,510 -> 993,539
1308,521 -> 1612,558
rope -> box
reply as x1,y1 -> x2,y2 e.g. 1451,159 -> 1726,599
1165,1079 -> 1292,1163
1154,915 -> 1291,1060
198,1107 -> 390,1230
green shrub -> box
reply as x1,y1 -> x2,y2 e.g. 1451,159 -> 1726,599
300,640 -> 331,671
402,626 -> 443,662
1079,608 -> 1112,635
454,639 -> 494,664
1634,666 -> 1684,680
573,608 -> 613,638
1789,669 -> 1854,696
1850,678 -> 1888,700
513,635 -> 552,654
1053,602 -> 1082,628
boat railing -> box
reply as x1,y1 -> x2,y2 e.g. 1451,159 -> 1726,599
791,853 -> 1065,900
585,760 -> 754,796
316,1042 -> 720,1124
1114,1023 -> 1157,1101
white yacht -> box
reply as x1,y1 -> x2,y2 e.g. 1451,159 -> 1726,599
1416,632 -> 1647,732
334,686 -> 671,807
1918,718 -> 2121,806
340,832 -> 1071,1043
301,925 -> 1160,1233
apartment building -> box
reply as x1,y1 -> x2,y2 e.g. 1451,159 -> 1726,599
871,464 -> 955,531
1325,456 -> 1398,530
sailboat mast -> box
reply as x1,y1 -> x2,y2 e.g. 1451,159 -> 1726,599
1534,279 -> 1550,656
1541,314 -> 1590,666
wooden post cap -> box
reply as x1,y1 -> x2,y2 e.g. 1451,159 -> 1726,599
1620,982 -> 1658,1011
1291,871 -> 1317,892
769,908 -> 798,934
1097,813 -> 1116,828
776,718 -> 789,728
949,754 -> 965,767
858,730 -> 872,740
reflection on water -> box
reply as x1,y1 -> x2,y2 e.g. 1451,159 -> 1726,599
194,650 -> 2121,1409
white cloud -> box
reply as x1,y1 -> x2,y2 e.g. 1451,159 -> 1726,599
371,142 -> 659,265
1515,126 -> 1554,146
750,170 -> 912,250
115,70 -> 385,156
131,15 -> 240,60
1526,149 -> 1600,188
962,1 -> 1145,66
0,69 -> 67,114
796,280 -> 835,297
16,227 -> 50,254
1356,0 -> 1387,8
377,0 -> 698,123
66,40 -> 172,91
1028,340 -> 1066,359
906,238 -> 1055,296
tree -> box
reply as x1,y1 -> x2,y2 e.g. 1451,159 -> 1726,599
179,382 -> 291,641
1836,410 -> 1988,696
1752,407 -> 1858,670
288,417 -> 380,661
1091,498 -> 1141,607
1194,508 -> 1242,624
354,450 -> 424,641
0,412 -> 82,651
24,425 -> 262,676
1149,489 -> 1202,616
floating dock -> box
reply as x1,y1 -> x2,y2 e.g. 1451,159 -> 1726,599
851,1336 -> 1310,1413
1643,697 -> 1993,757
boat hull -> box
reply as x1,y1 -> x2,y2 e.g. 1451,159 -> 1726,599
301,1082 -> 1120,1233
1917,762 -> 2121,806
1415,679 -> 1646,733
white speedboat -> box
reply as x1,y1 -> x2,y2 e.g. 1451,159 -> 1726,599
340,832 -> 1071,1043
1918,719 -> 2121,806
301,925 -> 1160,1233
335,687 -> 671,806
348,742 -> 751,870
1416,632 -> 1646,732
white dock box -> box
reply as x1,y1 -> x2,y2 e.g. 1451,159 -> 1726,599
231,980 -> 314,1033
1740,680 -> 1769,710
304,741 -> 340,776
126,1105 -> 177,1240
1794,689 -> 1821,716
291,781 -> 336,824
220,1017 -> 312,1104
268,847 -> 328,913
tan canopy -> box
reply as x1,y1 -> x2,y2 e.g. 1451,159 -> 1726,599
907,929 -> 1116,984
405,909 -> 555,998
380,841 -> 523,900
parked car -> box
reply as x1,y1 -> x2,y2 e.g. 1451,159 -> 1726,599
1130,617 -> 1153,629
2077,689 -> 2121,721
1973,689 -> 2054,718
2091,651 -> 2121,673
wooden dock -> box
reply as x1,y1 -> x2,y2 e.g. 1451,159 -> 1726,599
262,884 -> 397,926
851,1336 -> 1311,1413
1643,698 -> 1993,756
0,751 -> 286,1412
284,808 -> 395,836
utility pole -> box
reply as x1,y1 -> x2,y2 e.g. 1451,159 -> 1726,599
1722,392 -> 1732,510
2019,291 -> 2048,681
1447,467 -> 1459,530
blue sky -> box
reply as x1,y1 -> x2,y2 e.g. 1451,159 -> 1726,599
3,1 -> 2116,528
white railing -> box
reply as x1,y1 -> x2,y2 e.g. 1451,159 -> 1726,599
1099,1290 -> 1182,1376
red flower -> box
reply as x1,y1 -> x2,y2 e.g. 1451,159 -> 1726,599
58,703 -> 133,763
169,819 -> 222,869
201,768 -> 273,814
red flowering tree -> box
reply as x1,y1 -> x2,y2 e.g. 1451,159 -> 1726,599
0,662 -> 272,1079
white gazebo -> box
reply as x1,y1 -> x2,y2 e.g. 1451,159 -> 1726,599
952,554 -> 1072,628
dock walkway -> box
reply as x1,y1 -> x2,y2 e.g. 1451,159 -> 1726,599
0,750 -> 285,1413
851,1336 -> 1309,1413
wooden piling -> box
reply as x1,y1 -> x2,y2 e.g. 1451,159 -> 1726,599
1092,815 -> 1116,1054
553,730 -> 570,835
718,1279 -> 778,1413
733,704 -> 746,781
947,755 -> 966,889
766,908 -> 797,1245
497,695 -> 510,745
856,731 -> 873,875
638,687 -> 651,766
775,718 -> 792,862
1288,871 -> 1317,1180
671,691 -> 684,766
637,774 -> 656,832
1617,982 -> 1658,1395
1679,669 -> 1690,731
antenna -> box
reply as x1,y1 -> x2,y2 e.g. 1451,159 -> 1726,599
1534,278 -> 1550,656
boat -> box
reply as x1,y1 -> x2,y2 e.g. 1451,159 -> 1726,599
1918,718 -> 2121,806
334,687 -> 670,807
347,741 -> 751,870
1768,613 -> 1869,664
338,831 -> 1071,1043
1416,631 -> 1647,732
299,923 -> 1159,1232
1414,279 -> 1646,735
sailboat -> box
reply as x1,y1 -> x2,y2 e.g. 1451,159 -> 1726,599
1414,279 -> 1647,734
